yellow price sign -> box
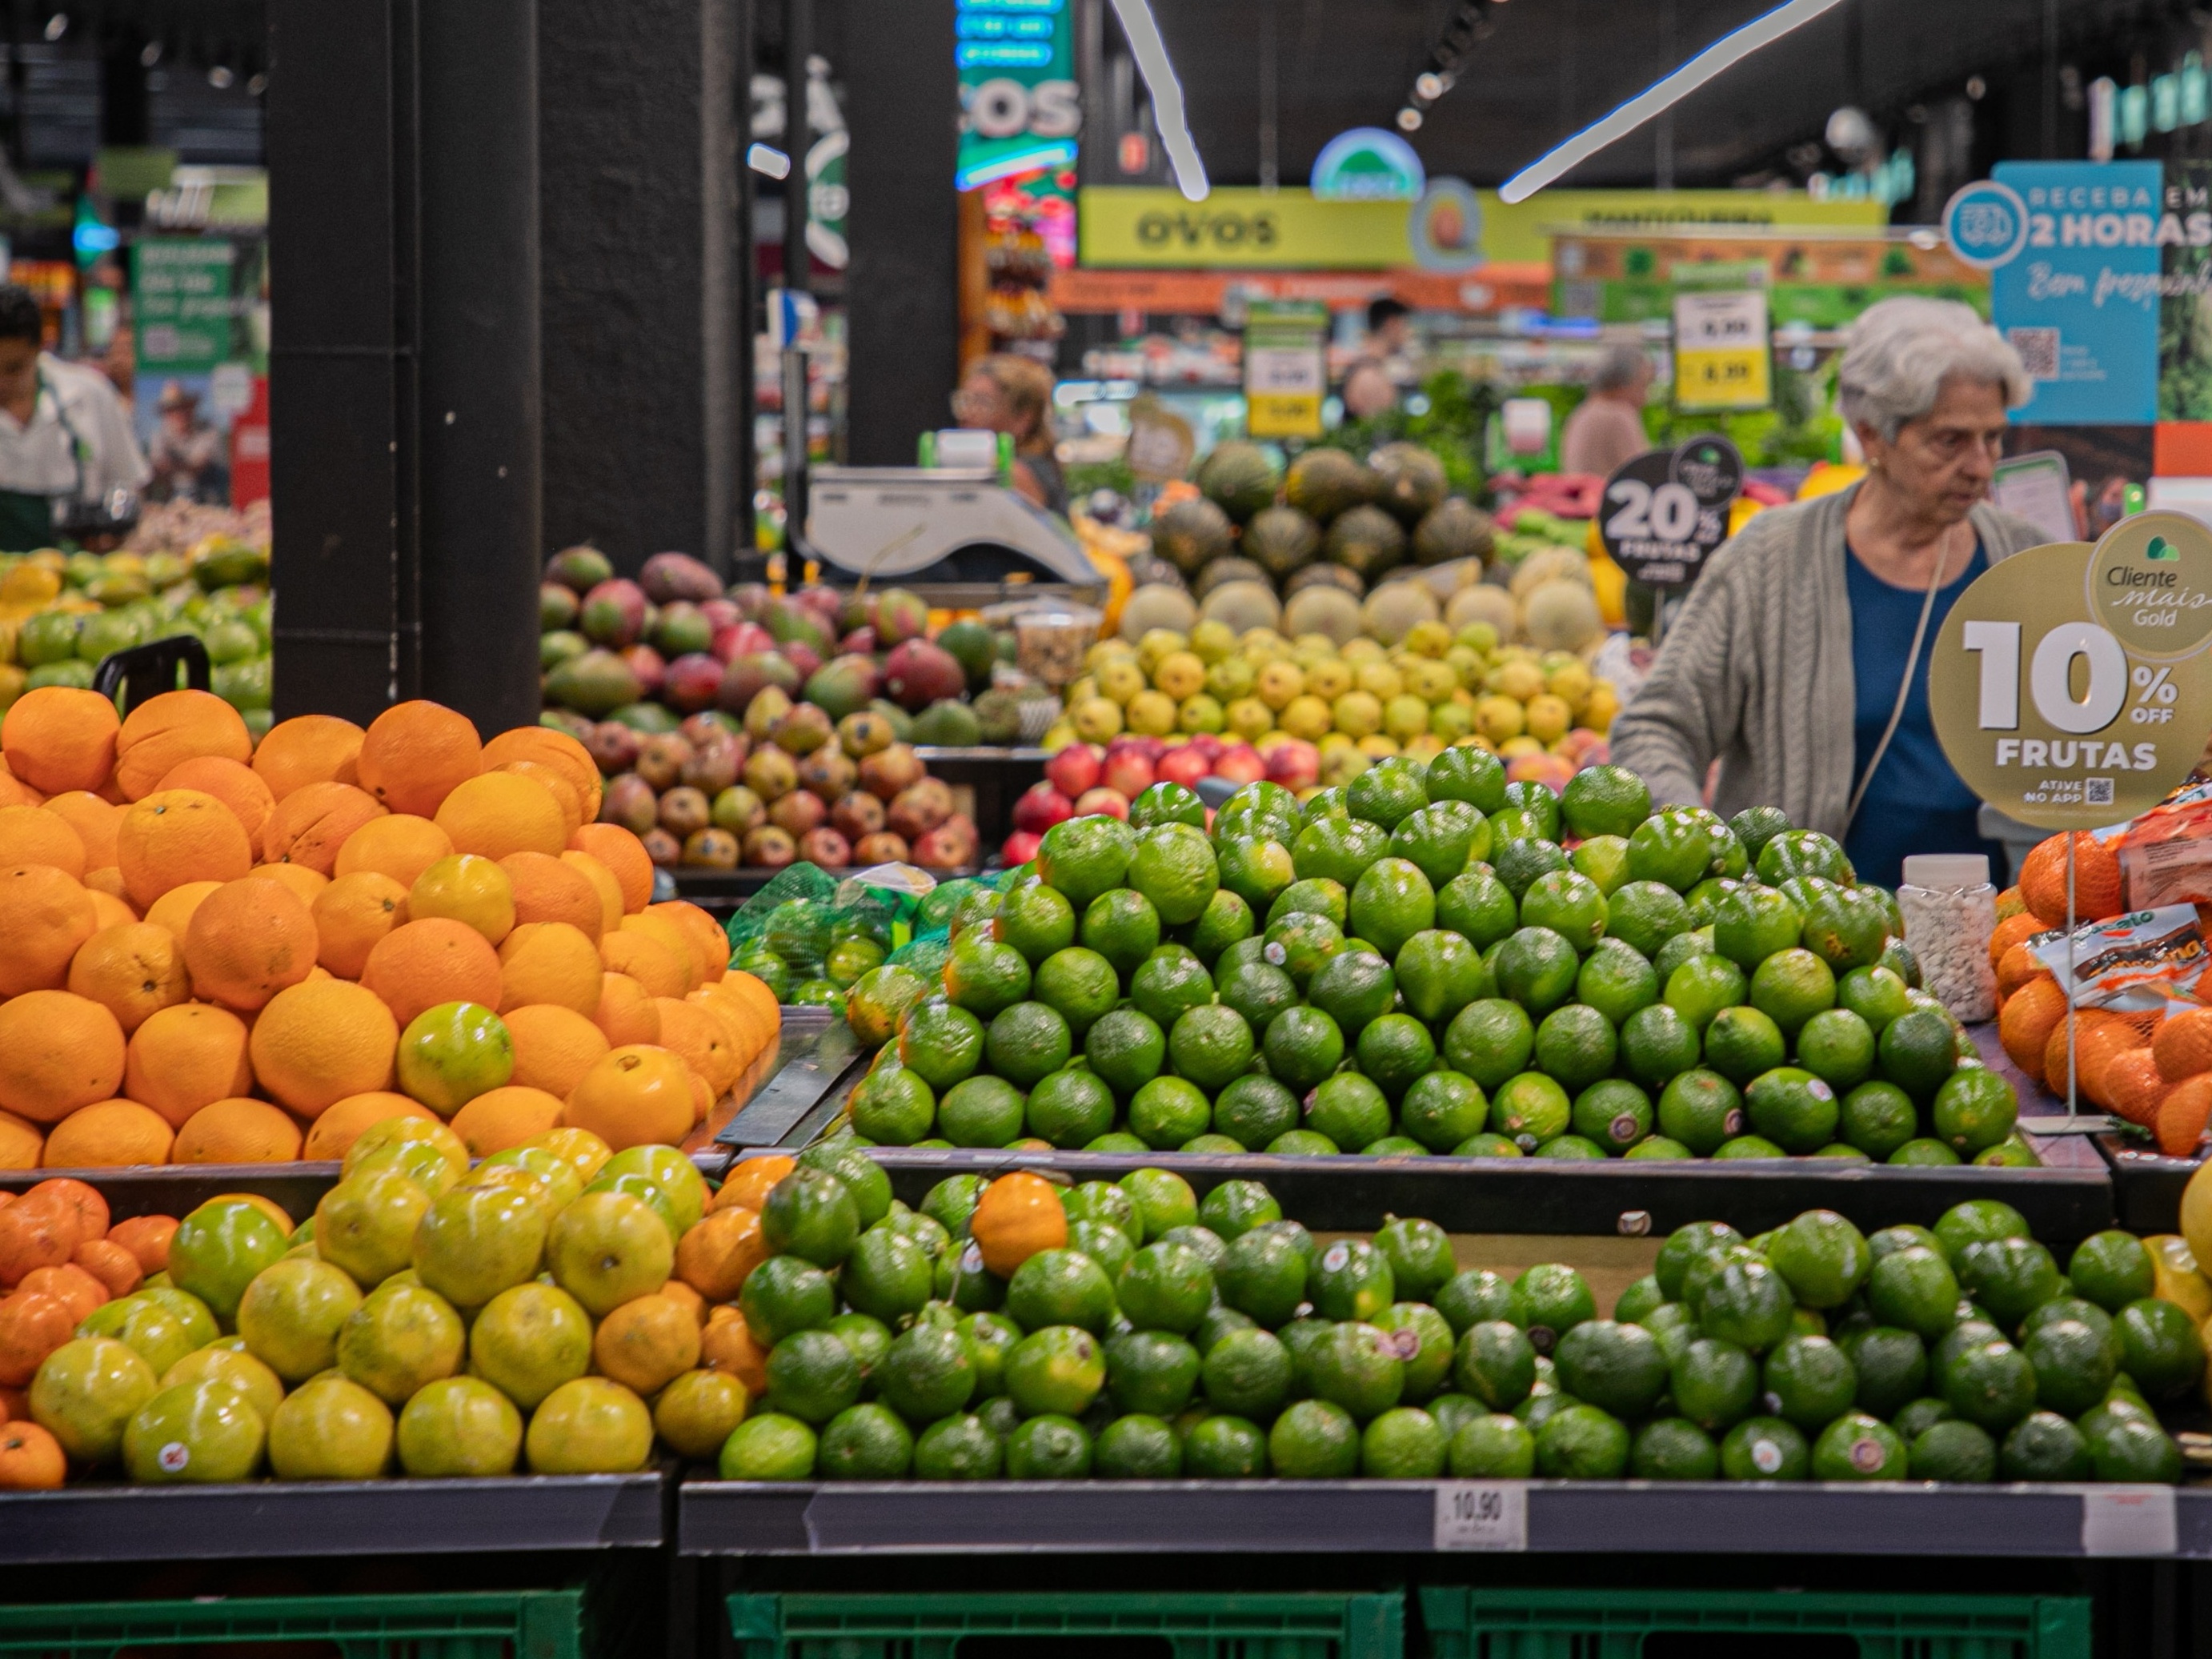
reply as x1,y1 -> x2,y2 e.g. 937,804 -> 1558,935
1673,287 -> 1771,413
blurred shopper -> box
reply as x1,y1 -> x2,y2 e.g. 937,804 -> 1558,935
147,381 -> 230,503
952,353 -> 1067,515
1560,345 -> 1654,477
1340,359 -> 1400,421
0,283 -> 147,550
1364,295 -> 1413,363
1610,297 -> 2047,887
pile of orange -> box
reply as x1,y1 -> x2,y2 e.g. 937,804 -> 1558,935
0,688 -> 778,1169
1991,829 -> 2212,1156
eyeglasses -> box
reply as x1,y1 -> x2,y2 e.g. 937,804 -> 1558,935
1911,427 -> 2007,463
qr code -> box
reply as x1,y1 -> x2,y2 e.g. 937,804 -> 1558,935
2010,327 -> 2060,379
2086,776 -> 2116,807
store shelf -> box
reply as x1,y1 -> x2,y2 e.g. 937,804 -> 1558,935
2095,1133 -> 2194,1235
0,1473 -> 666,1563
0,1160 -> 342,1223
679,1479 -> 2209,1558
712,1015 -> 870,1152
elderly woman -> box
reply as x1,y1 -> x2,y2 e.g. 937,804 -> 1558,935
1609,297 -> 2049,888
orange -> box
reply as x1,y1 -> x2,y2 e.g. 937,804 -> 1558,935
124,1003 -> 253,1127
359,917 -> 504,1027
261,781 -> 387,874
66,922 -> 188,1033
652,996 -> 739,1096
335,814 -> 454,889
674,1204 -> 768,1302
563,1044 -> 695,1152
0,1292 -> 74,1386
42,1099 -> 171,1168
68,1238 -> 142,1299
498,922 -> 603,1016
252,715 -> 364,798
0,864 -> 95,998
2157,1074 -> 2212,1156
593,973 -> 661,1048
115,788 -> 254,908
0,1113 -> 41,1169
357,701 -> 482,818
699,1308 -> 769,1392
505,1004 -> 611,1098
18,1261 -> 108,1322
500,762 -> 583,839
0,992 -> 125,1124
591,1293 -> 699,1395
1988,911 -> 2046,971
184,877 -> 319,1012
2043,1009 -> 2128,1105
1995,943 -> 2048,1001
0,762 -> 40,808
113,691 -> 252,801
712,1159 -> 791,1220
409,853 -> 515,945
302,1092 -> 436,1160
650,902 -> 729,985
482,727 -> 602,822
1,687 -> 118,795
106,1214 -> 178,1274
0,804 -> 83,878
599,930 -> 687,999
502,852 -> 603,940
687,988 -> 760,1069
42,791 -> 120,868
568,823 -> 653,912
562,851 -> 624,937
447,1084 -> 564,1156
172,1097 -> 303,1164
623,910 -> 702,988
434,771 -> 566,861
249,978 -> 400,1116
155,757 -> 274,846
2154,1006 -> 2212,1084
683,1067 -> 712,1126
969,1171 -> 1068,1276
0,1419 -> 66,1490
246,862 -> 331,911
2019,832 -> 2125,928
84,882 -> 135,928
2105,1048 -> 2172,1128
311,872 -> 411,979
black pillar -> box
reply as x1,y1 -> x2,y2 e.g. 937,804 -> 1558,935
539,0 -> 742,575
841,0 -> 958,466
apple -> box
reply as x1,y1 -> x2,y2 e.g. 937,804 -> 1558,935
1212,743 -> 1265,786
1100,747 -> 1155,799
1073,787 -> 1129,820
1044,743 -> 1103,798
1156,747 -> 1210,788
1000,831 -> 1042,866
1011,783 -> 1075,836
1264,739 -> 1321,791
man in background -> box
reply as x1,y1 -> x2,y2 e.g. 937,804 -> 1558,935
1561,344 -> 1654,477
0,283 -> 147,548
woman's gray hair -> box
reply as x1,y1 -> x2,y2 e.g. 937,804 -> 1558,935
1836,295 -> 2032,441
1590,344 -> 1650,393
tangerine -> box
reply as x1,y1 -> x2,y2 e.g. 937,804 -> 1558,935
482,727 -> 601,820
2019,833 -> 2124,928
2155,1007 -> 2212,1084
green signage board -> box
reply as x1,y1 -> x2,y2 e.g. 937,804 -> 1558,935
133,238 -> 233,374
956,0 -> 1077,190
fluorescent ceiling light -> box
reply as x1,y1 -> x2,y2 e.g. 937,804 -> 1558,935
1112,0 -> 1208,201
1498,0 -> 1846,202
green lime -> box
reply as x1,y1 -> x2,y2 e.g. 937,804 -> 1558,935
2022,1317 -> 2116,1416
1570,1078 -> 1651,1153
1757,827 -> 1853,885
1574,940 -> 1657,1031
1082,889 -> 1163,980
1625,809 -> 1715,892
2082,1404 -> 2185,1482
765,1328 -> 864,1424
1625,1417 -> 1717,1480
1560,763 -> 1650,839
1219,960 -> 1300,1032
1762,1334 -> 1856,1430
1697,1258 -> 1796,1351
1712,885 -> 1804,970
1624,1136 -> 1690,1160
1845,1326 -> 1929,1417
1683,877 -> 1741,928
1393,930 -> 1487,1024
1513,1263 -> 1596,1349
1024,1068 -> 1116,1148
1128,822 -> 1220,925
1718,1415 -> 1808,1481
1160,1004 -> 1250,1093
762,1168 -> 860,1268
1445,999 -> 1537,1090
1437,869 -> 1520,948
1902,1417 -> 1997,1482
1620,1003 -> 1701,1089
1796,1009 -> 1875,1093
1354,1406 -> 1442,1477
1744,1067 -> 1840,1153
911,1414 -> 1003,1481
1197,1179 -> 1282,1241
1349,755 -> 1432,828
1308,948 -> 1397,1032
2115,1298 -> 2206,1398
1180,1413 -> 1264,1477
897,1002 -> 987,1092
1066,1218 -> 1133,1278
1835,964 -> 1912,1033
1933,1318 -> 2005,1381
1942,1338 -> 2036,1431
846,965 -> 932,1049
1652,926 -> 1716,982
1605,880 -> 1692,960
996,883 -> 1076,965
1216,836 -> 1297,916
1657,1068 -> 1743,1156
1216,1227 -> 1307,1326
848,1063 -> 936,1145
1932,1067 -> 2018,1156
1535,1402 -> 1630,1477
1837,1080 -> 1917,1161
1440,1269 -> 1520,1333
1304,1072 -> 1390,1152
1063,1180 -> 1142,1243
1801,884 -> 1892,971
1293,815 -> 1390,888
1933,1200 -> 2031,1263
1312,1239 -> 1397,1324
1448,1412 -> 1536,1477
815,1402 -> 915,1479
1085,1007 -> 1167,1097
1492,836 -> 1569,901
1701,1005 -> 1785,1084
1974,1138 -> 2041,1168
1671,1336 -> 1757,1431
1039,815 -> 1136,910
1501,779 -> 1562,836
1654,1221 -> 1745,1300
1104,1329 -> 1201,1416
1532,1135 -> 1605,1160
1258,1005 -> 1341,1092
1728,806 -> 1793,864
1954,1236 -> 2061,1326
1268,1397 -> 1360,1476
1765,1209 -> 1869,1309
1997,1411 -> 2089,1481
1665,953 -> 1747,1032
1131,780 -> 1208,830
1006,1248 -> 1118,1335
719,1413 -> 817,1479
1614,1276 -> 1665,1324
1375,1300 -> 1456,1400
1747,948 -> 1834,1037
1806,1411 -> 1905,1480
1349,1016 -> 1433,1103
1004,1324 -> 1106,1417
1392,799 -> 1489,888
1212,1075 -> 1300,1150
1455,1132 -> 1524,1156
1003,1413 -> 1092,1478
1348,858 -> 1437,958
984,1002 -> 1072,1088
1128,952 -> 1212,1029
1179,889 -> 1256,964
1032,947 -> 1122,1036
1427,744 -> 1509,812
1216,780 -> 1303,838
1494,926 -> 1581,1014
1529,1005 -> 1613,1094
938,1075 -> 1027,1148
945,932 -> 1033,1019
1552,1318 -> 1669,1419
1491,1072 -> 1572,1150
957,1311 -> 1020,1396
1201,1325 -> 1292,1416
840,1229 -> 935,1324
1519,870 -> 1609,954
874,1319 -> 979,1422
1713,1136 -> 1787,1160
1581,832 -> 1638,891
1263,908 -> 1346,988
1392,1072 -> 1483,1152
2070,1232 -> 2158,1313
936,1238 -> 1005,1311
1877,1009 -> 1958,1102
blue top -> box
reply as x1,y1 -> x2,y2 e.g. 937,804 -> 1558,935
1844,541 -> 2005,889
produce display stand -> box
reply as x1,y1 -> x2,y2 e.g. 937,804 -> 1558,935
913,744 -> 1047,846
2094,1134 -> 2194,1236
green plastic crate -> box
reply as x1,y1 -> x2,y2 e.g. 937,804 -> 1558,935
729,1592 -> 1405,1659
1419,1588 -> 2091,1659
0,1589 -> 587,1659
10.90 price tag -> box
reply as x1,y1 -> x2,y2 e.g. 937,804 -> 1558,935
1433,1482 -> 1528,1551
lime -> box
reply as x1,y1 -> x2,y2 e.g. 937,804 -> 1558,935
2022,1318 -> 2115,1416
2082,1405 -> 2186,1482
1391,800 -> 1487,888
1520,870 -> 1610,955
1552,1319 -> 1668,1419
1614,1276 -> 1665,1324
1312,1239 -> 1397,1324
1702,1005 -> 1785,1084
1002,1413 -> 1092,1478
1124,1075 -> 1206,1150
1932,1067 -> 2018,1156
1492,836 -> 1569,902
1625,810 -> 1713,892
1491,1072 -> 1572,1150
1712,885 -> 1804,970
2115,1297 -> 2206,1397
1304,1072 -> 1390,1152
944,933 -> 1033,1019
1004,1324 -> 1105,1417
1293,815 -> 1391,888
1104,1328 -> 1201,1416
1064,1180 -> 1142,1243
1388,1072 -> 1481,1152
1796,1008 -> 1876,1092
1569,1078 -> 1651,1154
1032,947 -> 1122,1036
1374,1301 -> 1456,1400
840,1229 -> 935,1324
1617,1004 -> 1700,1090
1218,835 -> 1298,920
1349,1016 -> 1434,1104
1007,1248 -> 1118,1335
1569,944 -> 1654,1033
1444,999 -> 1537,1090
1156,1006 -> 1249,1096
1560,763 -> 1650,840
1448,1412 -> 1535,1477
1653,927 -> 1716,982
1713,1135 -> 1786,1159
1719,1415 -> 1809,1481
1997,1412 -> 2089,1481
1757,827 -> 1853,885
1744,1067 -> 1839,1154
1513,1263 -> 1596,1348
2070,1232 -> 2157,1313
1196,1179 -> 1281,1242
1665,953 -> 1747,1032
898,1002 -> 986,1092
1577,832 -> 1637,890
1501,779 -> 1563,837
1082,889 -> 1163,980
1535,1402 -> 1630,1477
1809,1411 -> 1907,1480
1624,1417 -> 1716,1481
848,1063 -> 936,1144
1833,964 -> 1913,1034
1624,1136 -> 1690,1160
1493,927 -> 1581,1014
1353,1406 -> 1443,1477
1722,806 -> 1789,864
1933,1318 -> 2006,1380
847,966 -> 932,1049
1801,884 -> 1892,971
762,1328 -> 863,1425
1130,952 -> 1215,1030
1216,780 -> 1302,839
1747,948 -> 1834,1037
1219,960 -> 1300,1033
1200,1326 -> 1292,1417
1389,930 -> 1482,1025
1131,780 -> 1207,830
1933,1200 -> 2031,1263
1308,948 -> 1397,1032
1877,1009 -> 1958,1102
1268,1397 -> 1360,1476
1128,823 -> 1220,924
1833,1080 -> 1917,1161
1841,1326 -> 1927,1417
1657,1068 -> 1743,1156
1024,1068 -> 1116,1148
1671,1336 -> 1757,1431
996,883 -> 1076,965
1427,744 -> 1508,812
719,1413 -> 817,1480
1348,755 -> 1431,828
1653,1221 -> 1745,1300
1344,859 -> 1434,959
1682,878 -> 1742,928
1085,1007 -> 1166,1096
1441,1270 -> 1520,1336
1603,882 -> 1689,961
1697,1258 -> 1795,1351
1038,815 -> 1136,909
1216,1226 -> 1308,1326
1212,1074 -> 1300,1149
1942,1338 -> 2037,1431
1263,908 -> 1346,987
1760,1333 -> 1855,1430
912,1414 -> 1003,1481
1373,1216 -> 1456,1304
1954,1236 -> 2061,1326
1437,870 -> 1520,948
1763,1211 -> 1869,1312
938,1075 -> 1027,1148
1179,888 -> 1256,964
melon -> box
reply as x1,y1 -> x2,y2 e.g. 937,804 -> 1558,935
1522,579 -> 1605,653
1510,546 -> 1594,603
1196,441 -> 1280,523
1361,579 -> 1441,645
1371,443 -> 1449,523
1119,582 -> 1200,643
1194,555 -> 1268,599
1150,497 -> 1235,577
1447,583 -> 1520,640
1324,503 -> 1409,583
1284,447 -> 1376,523
1281,584 -> 1363,644
1413,497 -> 1497,567
1199,579 -> 1284,635
1287,563 -> 1365,599
1241,505 -> 1322,583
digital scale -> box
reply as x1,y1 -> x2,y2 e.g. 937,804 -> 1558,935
805,465 -> 1102,594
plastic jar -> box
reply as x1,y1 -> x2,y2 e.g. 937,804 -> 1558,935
1897,852 -> 1998,1024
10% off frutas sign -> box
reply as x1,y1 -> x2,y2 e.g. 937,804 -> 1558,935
1929,513 -> 2212,830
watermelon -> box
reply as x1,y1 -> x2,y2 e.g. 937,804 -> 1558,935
1323,503 -> 1408,583
1194,555 -> 1269,599
1371,442 -> 1449,523
1149,496 -> 1235,577
1413,497 -> 1497,567
1241,505 -> 1322,583
1285,448 -> 1376,523
1196,440 -> 1280,523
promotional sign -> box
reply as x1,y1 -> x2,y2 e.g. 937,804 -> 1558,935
956,0 -> 1078,191
1309,128 -> 1425,201
1928,518 -> 2212,830
133,238 -> 232,375
1243,300 -> 1328,439
1944,161 -> 2162,425
1598,436 -> 1743,589
1671,265 -> 1770,413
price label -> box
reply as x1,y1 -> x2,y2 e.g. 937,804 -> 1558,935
2080,1485 -> 2178,1556
1433,1482 -> 1527,1552
1673,288 -> 1770,412
1244,299 -> 1328,440
1599,435 -> 1742,591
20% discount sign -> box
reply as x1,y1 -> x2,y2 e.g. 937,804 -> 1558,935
1928,513 -> 2212,831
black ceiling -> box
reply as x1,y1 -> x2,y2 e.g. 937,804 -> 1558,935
1144,0 -> 2190,193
